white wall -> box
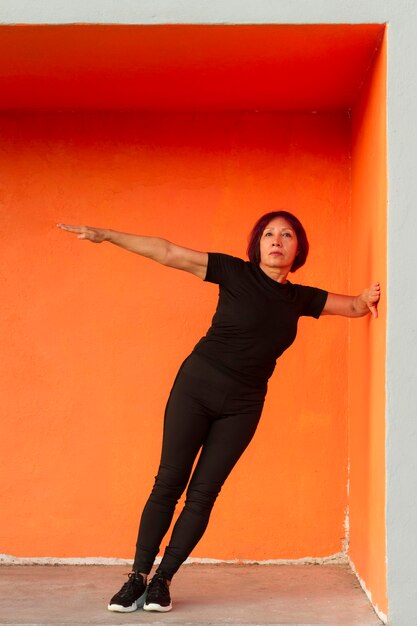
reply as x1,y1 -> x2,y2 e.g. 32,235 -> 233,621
0,0 -> 402,25
1,2 -> 417,624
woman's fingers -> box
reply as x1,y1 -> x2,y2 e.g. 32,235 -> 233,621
57,223 -> 92,238
57,223 -> 85,233
57,223 -> 106,243
368,283 -> 381,318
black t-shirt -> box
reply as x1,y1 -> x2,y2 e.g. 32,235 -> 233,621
192,252 -> 328,387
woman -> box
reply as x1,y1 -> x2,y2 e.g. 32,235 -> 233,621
57,211 -> 380,613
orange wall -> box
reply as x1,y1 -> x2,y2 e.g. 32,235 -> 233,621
0,111 -> 351,560
0,24 -> 385,111
349,32 -> 387,615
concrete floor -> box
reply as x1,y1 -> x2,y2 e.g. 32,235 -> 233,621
0,563 -> 383,626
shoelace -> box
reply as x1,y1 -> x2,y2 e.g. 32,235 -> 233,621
119,571 -> 143,597
147,574 -> 169,600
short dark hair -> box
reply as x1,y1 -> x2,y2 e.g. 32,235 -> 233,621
247,211 -> 309,272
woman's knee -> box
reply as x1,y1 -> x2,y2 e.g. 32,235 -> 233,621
184,482 -> 221,515
149,464 -> 189,504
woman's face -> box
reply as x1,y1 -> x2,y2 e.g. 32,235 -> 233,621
259,217 -> 299,276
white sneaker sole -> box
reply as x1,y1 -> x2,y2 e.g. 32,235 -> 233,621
107,590 -> 146,612
143,602 -> 172,612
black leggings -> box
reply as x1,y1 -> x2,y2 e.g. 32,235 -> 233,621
133,352 -> 267,580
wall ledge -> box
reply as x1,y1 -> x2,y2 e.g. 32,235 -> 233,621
0,552 -> 348,566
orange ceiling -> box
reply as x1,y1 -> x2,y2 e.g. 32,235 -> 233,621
0,24 -> 385,111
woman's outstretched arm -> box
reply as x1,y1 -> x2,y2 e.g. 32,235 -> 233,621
56,224 -> 208,279
321,283 -> 381,318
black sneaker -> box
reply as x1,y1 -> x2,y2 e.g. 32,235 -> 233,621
143,572 -> 172,612
107,571 -> 147,612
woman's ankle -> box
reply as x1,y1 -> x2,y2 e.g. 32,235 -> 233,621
155,569 -> 172,586
133,570 -> 148,584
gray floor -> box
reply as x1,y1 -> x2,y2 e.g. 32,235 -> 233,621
0,563 -> 384,626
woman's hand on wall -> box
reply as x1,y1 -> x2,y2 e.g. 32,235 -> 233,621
360,282 -> 381,318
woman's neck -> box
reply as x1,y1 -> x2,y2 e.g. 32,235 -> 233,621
258,263 -> 289,284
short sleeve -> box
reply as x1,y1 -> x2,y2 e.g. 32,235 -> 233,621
204,252 -> 246,286
299,286 -> 329,318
